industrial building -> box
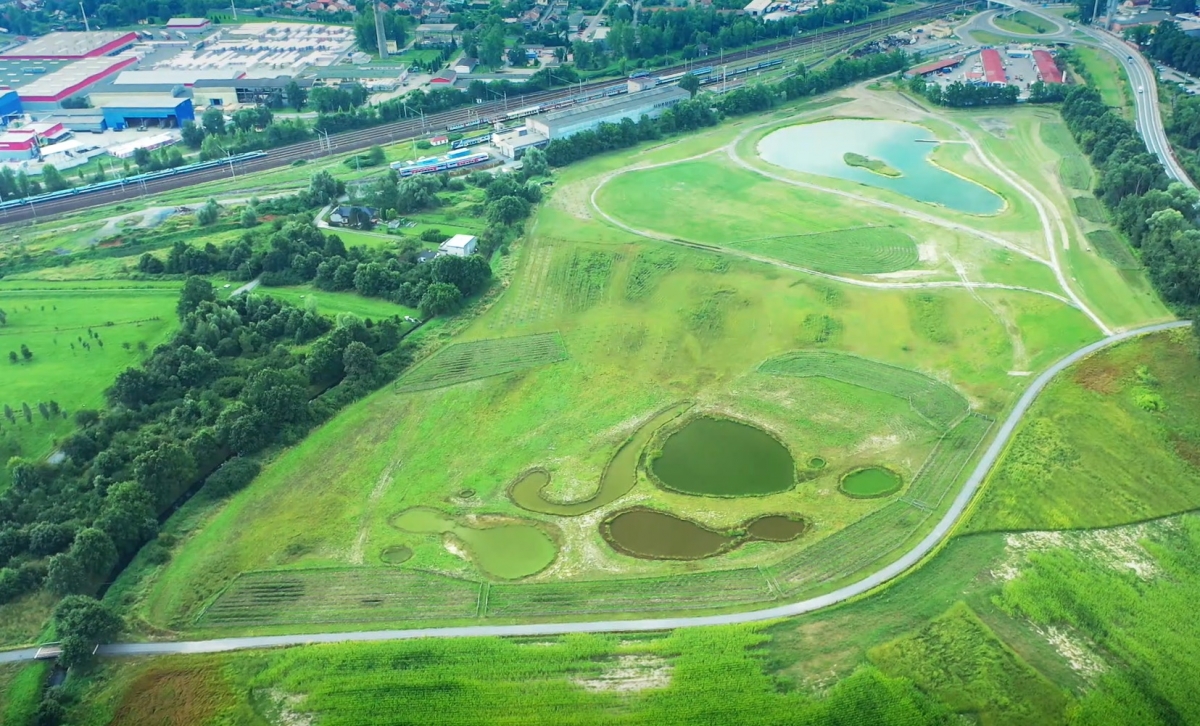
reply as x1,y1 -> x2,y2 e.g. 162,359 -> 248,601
491,126 -> 548,159
743,0 -> 773,15
112,68 -> 243,88
439,234 -> 477,257
0,31 -> 138,60
88,85 -> 189,106
192,76 -> 311,107
980,49 -> 1007,86
1032,50 -> 1064,84
39,108 -> 107,133
0,122 -> 67,161
526,85 -> 689,140
16,54 -> 139,110
98,96 -> 195,130
904,56 -> 963,78
166,18 -> 212,33
0,90 -> 22,123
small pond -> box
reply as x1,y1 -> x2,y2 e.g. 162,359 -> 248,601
840,467 -> 903,498
650,416 -> 795,497
757,119 -> 1004,215
509,402 -> 691,515
602,508 -> 808,560
380,545 -> 413,565
391,507 -> 557,579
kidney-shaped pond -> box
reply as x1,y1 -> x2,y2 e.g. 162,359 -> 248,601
757,119 -> 1004,215
650,416 -> 796,497
602,508 -> 808,560
391,507 -> 557,580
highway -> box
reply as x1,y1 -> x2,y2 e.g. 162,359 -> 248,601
0,320 -> 1187,664
0,1 -> 959,227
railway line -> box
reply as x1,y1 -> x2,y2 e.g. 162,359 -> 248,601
0,1 -> 964,226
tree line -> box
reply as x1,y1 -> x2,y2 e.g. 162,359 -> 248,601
1060,85 -> 1200,306
545,51 -> 909,167
0,280 -> 413,652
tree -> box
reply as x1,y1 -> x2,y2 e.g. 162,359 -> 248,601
487,195 -> 531,226
507,46 -> 527,67
8,351 -> 16,364
521,147 -> 548,180
137,253 -> 165,274
286,79 -> 307,111
41,164 -> 69,192
366,145 -> 386,166
243,368 -> 309,424
342,340 -> 378,380
133,441 -> 198,509
181,120 -> 205,148
45,553 -> 86,596
196,198 -> 220,226
240,206 -> 258,228
201,106 -> 226,136
51,595 -> 123,668
20,344 -> 31,361
70,528 -> 117,579
178,276 -> 216,319
419,281 -> 463,318
481,25 -> 506,67
679,73 -> 701,98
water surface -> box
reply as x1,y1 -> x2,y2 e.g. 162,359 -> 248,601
651,416 -> 795,497
840,467 -> 902,498
391,507 -> 557,579
602,508 -> 808,560
758,119 -> 1004,214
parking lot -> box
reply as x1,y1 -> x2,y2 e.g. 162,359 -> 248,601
923,47 -> 1047,99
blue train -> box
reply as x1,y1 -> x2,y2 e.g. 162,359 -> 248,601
0,151 -> 268,211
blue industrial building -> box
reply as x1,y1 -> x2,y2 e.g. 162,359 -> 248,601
99,95 -> 194,130
0,90 -> 22,124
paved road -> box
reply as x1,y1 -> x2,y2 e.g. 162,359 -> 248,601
0,320 -> 1185,664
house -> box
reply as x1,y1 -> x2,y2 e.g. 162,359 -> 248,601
329,205 -> 378,228
438,234 -> 477,257
453,56 -> 478,74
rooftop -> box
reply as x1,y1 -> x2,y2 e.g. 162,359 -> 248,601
167,17 -> 212,26
114,69 -> 243,86
0,31 -> 137,60
17,54 -> 139,101
980,48 -> 1006,85
94,94 -> 189,109
533,85 -> 689,132
0,58 -> 73,89
907,55 -> 962,76
1032,49 -> 1063,84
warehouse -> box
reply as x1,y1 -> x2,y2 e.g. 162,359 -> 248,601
980,49 -> 1007,86
88,85 -> 189,107
0,122 -> 68,161
1032,50 -> 1064,84
166,18 -> 212,33
526,85 -> 689,140
492,126 -> 548,159
17,54 -> 139,110
192,76 -> 310,107
98,96 -> 195,130
39,108 -> 107,133
112,68 -> 243,88
0,31 -> 138,60
904,56 -> 963,78
0,90 -> 22,124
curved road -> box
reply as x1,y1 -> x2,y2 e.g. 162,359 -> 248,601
0,319 -> 1187,664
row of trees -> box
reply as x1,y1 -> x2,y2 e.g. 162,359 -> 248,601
0,280 -> 413,618
1135,21 -> 1200,77
182,105 -> 311,162
1060,86 -> 1200,306
909,78 -> 1020,107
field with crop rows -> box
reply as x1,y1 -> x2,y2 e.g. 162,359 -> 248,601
394,332 -> 568,392
901,413 -> 992,510
1085,230 -> 1141,270
196,568 -> 484,627
728,227 -> 919,275
1072,196 -> 1106,223
551,248 -> 621,313
486,569 -> 777,618
1058,156 -> 1091,191
759,351 -> 969,430
624,248 -> 680,302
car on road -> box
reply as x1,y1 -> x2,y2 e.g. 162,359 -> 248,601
1139,86 -> 1145,93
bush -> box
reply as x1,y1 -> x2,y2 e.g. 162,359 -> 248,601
204,457 -> 262,497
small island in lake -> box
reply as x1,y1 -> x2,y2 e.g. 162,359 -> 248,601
843,152 -> 902,178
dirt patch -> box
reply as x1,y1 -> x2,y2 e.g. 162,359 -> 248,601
264,688 -> 315,726
993,521 -> 1169,584
550,178 -> 595,221
573,655 -> 671,693
1030,624 -> 1107,681
977,118 -> 1012,138
1173,436 -> 1200,468
110,664 -> 235,726
1072,358 -> 1123,394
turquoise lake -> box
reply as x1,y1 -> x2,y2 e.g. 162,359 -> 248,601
757,119 -> 1005,215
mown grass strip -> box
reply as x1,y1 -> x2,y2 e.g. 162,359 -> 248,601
730,227 -> 919,275
395,332 -> 568,393
1072,196 -> 1107,223
1086,229 -> 1141,270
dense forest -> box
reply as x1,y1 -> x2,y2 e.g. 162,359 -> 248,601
0,282 -> 413,630
1061,86 -> 1200,305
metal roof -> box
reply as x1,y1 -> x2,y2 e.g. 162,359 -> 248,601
980,49 -> 1006,85
0,31 -> 136,59
17,54 -> 138,101
1032,50 -> 1063,84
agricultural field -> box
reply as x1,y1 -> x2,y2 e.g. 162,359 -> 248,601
0,281 -> 180,489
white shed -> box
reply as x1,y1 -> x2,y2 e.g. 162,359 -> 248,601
439,234 -> 478,257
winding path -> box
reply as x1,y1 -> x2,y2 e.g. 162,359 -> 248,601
0,320 -> 1186,664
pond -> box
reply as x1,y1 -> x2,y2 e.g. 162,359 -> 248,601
650,416 -> 795,497
390,507 -> 558,579
601,508 -> 808,560
508,402 -> 692,515
840,467 -> 903,498
757,119 -> 1004,215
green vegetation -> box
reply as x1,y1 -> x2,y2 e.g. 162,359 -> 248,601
1072,195 -> 1107,223
394,332 -> 568,392
0,284 -> 179,488
992,10 -> 1057,34
970,330 -> 1200,531
390,507 -> 557,579
843,152 -> 902,177
840,467 -> 903,498
1086,230 -> 1141,270
1070,46 -> 1133,113
649,416 -> 796,497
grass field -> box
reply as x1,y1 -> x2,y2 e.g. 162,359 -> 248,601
247,284 -> 420,320
969,329 -> 1200,531
1074,46 -> 1133,114
0,282 -> 180,489
992,10 -> 1057,35
1072,195 -> 1107,223
395,332 -> 569,392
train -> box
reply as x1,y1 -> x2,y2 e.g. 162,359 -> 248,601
392,151 -> 490,178
0,151 -> 268,212
450,135 -> 490,150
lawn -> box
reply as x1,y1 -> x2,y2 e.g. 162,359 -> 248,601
992,10 -> 1057,35
1073,46 -> 1133,114
0,282 -> 180,489
248,284 -> 419,321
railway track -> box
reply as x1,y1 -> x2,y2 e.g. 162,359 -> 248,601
0,0 -> 964,226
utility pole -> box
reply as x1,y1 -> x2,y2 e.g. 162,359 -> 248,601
230,0 -> 238,20
79,2 -> 89,32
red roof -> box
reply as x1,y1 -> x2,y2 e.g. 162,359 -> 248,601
3,31 -> 137,60
1032,50 -> 1063,84
908,56 -> 962,76
980,49 -> 1006,85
